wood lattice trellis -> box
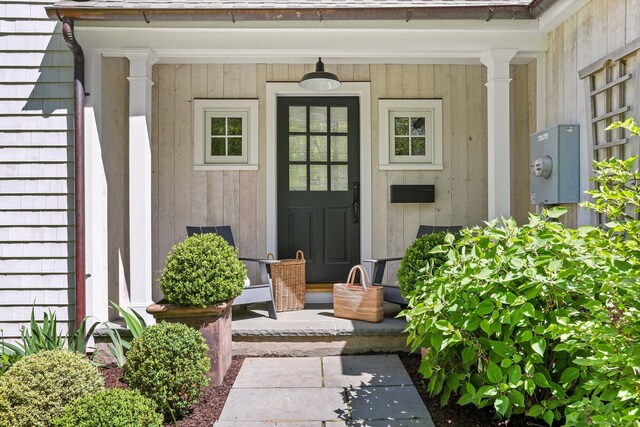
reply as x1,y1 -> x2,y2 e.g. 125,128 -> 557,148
579,37 -> 640,163
579,37 -> 640,223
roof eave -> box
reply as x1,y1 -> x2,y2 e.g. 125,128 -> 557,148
46,5 -> 541,23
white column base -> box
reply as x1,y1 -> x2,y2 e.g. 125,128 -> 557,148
127,302 -> 156,326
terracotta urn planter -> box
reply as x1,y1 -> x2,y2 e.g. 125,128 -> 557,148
146,299 -> 233,386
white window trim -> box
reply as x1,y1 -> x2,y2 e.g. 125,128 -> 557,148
193,99 -> 259,171
378,99 -> 443,171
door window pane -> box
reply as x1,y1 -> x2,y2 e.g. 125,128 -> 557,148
289,165 -> 307,191
289,135 -> 307,161
310,165 -> 327,191
289,106 -> 307,132
310,106 -> 327,132
331,165 -> 348,191
330,107 -> 348,132
310,136 -> 327,161
330,136 -> 348,162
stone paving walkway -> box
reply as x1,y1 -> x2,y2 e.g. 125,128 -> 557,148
214,354 -> 435,427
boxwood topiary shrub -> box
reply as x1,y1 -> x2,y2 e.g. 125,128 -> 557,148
51,389 -> 163,427
124,322 -> 209,420
0,349 -> 104,427
396,231 -> 453,299
159,232 -> 246,307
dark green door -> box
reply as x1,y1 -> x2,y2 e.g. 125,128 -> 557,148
277,97 -> 360,283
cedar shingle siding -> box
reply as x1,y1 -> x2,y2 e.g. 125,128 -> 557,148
0,0 -> 74,338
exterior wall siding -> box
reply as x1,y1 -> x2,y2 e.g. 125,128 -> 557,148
545,0 -> 640,227
0,0 -> 75,338
103,62 -> 533,297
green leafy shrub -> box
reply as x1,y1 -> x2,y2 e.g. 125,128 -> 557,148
51,389 -> 163,427
0,350 -> 104,427
124,322 -> 209,420
396,231 -> 453,298
405,120 -> 640,426
159,233 -> 246,307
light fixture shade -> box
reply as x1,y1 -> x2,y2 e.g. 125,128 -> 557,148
299,58 -> 341,91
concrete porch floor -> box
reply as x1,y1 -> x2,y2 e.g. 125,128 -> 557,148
231,303 -> 410,357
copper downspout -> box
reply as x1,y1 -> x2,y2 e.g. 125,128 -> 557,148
61,17 -> 86,327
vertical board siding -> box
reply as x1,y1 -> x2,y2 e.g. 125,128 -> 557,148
148,62 -> 532,290
0,1 -> 75,338
546,0 -> 639,226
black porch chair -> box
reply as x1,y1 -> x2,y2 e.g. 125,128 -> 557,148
186,225 -> 278,320
363,225 -> 463,307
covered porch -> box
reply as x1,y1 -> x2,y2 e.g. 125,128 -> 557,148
45,2 -> 549,325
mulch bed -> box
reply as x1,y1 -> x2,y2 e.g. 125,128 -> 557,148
100,353 -> 551,426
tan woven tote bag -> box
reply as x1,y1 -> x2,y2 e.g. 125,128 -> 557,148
333,264 -> 383,323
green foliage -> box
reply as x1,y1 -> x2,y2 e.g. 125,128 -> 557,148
404,119 -> 640,426
0,308 -> 99,358
103,301 -> 149,367
124,322 -> 210,420
159,233 -> 246,307
0,350 -> 104,427
51,389 -> 163,427
396,231 -> 453,298
405,212 -> 615,424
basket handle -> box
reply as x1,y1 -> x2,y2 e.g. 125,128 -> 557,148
346,264 -> 371,291
296,250 -> 305,260
266,252 -> 275,260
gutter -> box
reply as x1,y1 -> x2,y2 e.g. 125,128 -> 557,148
48,5 -> 546,22
61,17 -> 86,328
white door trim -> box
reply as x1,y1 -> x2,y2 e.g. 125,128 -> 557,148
266,82 -> 372,264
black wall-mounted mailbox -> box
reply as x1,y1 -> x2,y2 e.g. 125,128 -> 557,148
390,185 -> 435,203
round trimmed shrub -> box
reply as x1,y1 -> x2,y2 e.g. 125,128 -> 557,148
51,389 -> 163,427
397,231 -> 452,299
124,322 -> 210,419
0,350 -> 104,427
159,232 -> 246,307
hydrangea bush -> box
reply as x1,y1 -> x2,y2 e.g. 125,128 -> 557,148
404,119 -> 640,426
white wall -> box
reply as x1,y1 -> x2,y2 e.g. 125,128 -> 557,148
0,0 -> 75,338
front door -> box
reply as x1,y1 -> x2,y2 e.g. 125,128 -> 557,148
277,97 -> 360,283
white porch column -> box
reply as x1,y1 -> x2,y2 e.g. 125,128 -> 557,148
480,49 -> 517,220
124,49 -> 158,323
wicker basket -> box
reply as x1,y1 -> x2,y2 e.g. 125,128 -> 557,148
268,250 -> 306,312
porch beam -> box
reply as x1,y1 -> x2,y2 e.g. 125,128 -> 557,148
480,49 -> 517,220
124,48 -> 158,323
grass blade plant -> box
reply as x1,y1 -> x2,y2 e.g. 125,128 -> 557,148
103,301 -> 149,367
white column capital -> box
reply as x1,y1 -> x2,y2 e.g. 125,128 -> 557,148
480,49 -> 518,81
122,48 -> 159,80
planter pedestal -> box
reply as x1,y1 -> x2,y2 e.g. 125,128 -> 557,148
146,300 -> 232,386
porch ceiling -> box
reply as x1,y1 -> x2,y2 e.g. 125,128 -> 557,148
48,0 -> 556,22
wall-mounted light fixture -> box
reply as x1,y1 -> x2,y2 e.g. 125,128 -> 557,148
298,57 -> 341,91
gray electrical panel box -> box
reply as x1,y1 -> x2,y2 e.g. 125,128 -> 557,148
530,125 -> 580,205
